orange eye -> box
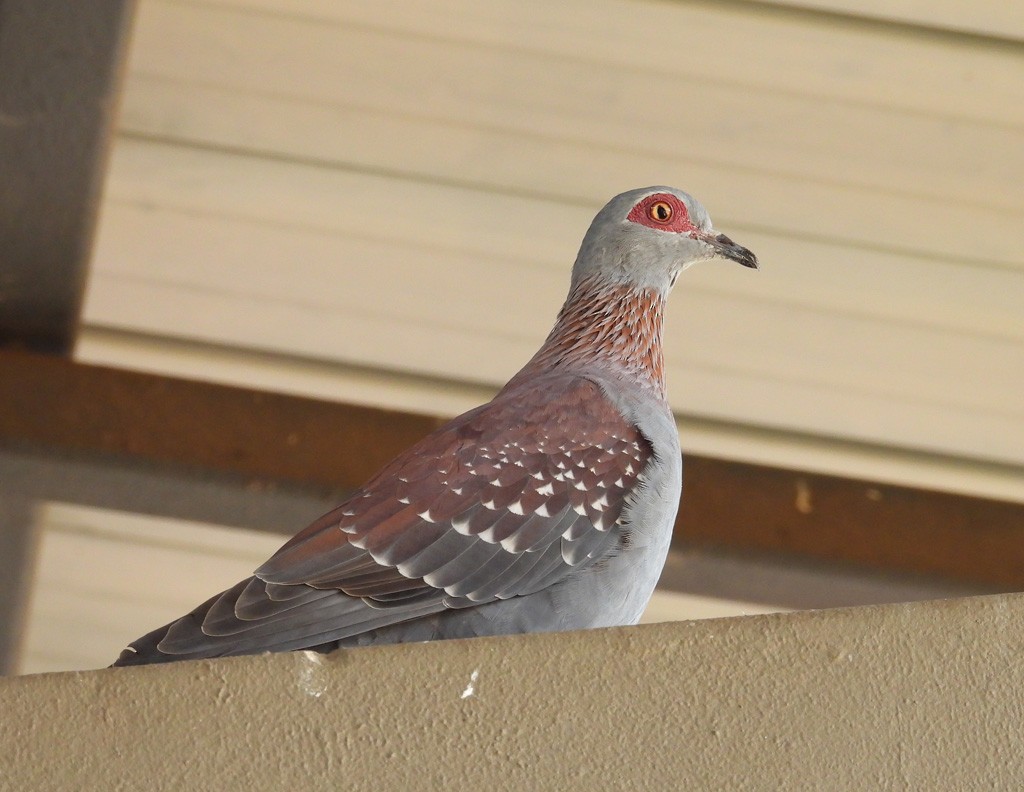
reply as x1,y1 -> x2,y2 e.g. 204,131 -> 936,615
648,201 -> 673,223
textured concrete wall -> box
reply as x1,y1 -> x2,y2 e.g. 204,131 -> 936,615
3,594 -> 1024,790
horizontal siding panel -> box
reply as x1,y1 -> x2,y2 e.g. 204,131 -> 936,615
85,276 -> 540,390
174,0 -> 1024,122
92,205 -> 566,354
122,72 -> 1024,223
747,0 -> 1024,41
120,76 -> 1024,278
20,506 -> 285,674
97,198 -> 1024,345
119,1 -> 1024,268
88,141 -> 1024,464
92,140 -> 1024,343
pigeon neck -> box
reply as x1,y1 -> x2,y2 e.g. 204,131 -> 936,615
510,275 -> 667,397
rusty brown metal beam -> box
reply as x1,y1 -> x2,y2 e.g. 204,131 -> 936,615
0,349 -> 444,491
0,350 -> 1021,590
677,458 -> 1024,589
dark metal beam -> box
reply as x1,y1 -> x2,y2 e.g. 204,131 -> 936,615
0,349 -> 1022,590
676,457 -> 1024,589
0,448 -> 337,537
0,349 -> 444,489
0,1 -> 136,354
657,549 -> 986,613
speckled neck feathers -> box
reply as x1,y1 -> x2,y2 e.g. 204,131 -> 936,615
508,276 -> 667,398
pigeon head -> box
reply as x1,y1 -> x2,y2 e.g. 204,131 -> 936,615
508,186 -> 757,394
571,186 -> 758,293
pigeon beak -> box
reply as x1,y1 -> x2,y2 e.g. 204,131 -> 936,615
703,231 -> 759,269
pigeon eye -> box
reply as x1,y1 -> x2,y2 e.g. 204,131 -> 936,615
648,201 -> 673,224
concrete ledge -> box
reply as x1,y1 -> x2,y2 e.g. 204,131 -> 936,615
4,594 -> 1024,789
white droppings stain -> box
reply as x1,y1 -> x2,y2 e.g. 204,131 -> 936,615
299,651 -> 328,699
795,478 -> 814,514
461,669 -> 480,700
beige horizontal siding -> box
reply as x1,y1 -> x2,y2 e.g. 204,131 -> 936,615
83,0 -> 1024,470
88,139 -> 1024,465
174,0 -> 1024,119
748,0 -> 1024,41
19,506 -> 282,674
121,2 -> 1024,258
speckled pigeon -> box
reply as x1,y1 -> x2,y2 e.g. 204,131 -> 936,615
113,186 -> 757,666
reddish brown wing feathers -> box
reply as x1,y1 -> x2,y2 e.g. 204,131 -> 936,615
256,375 -> 652,606
117,375 -> 655,663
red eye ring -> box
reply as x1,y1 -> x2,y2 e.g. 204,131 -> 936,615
648,201 -> 673,224
627,193 -> 695,233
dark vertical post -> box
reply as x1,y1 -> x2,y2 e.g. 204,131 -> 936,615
0,0 -> 137,353
0,0 -> 136,672
0,496 -> 39,674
